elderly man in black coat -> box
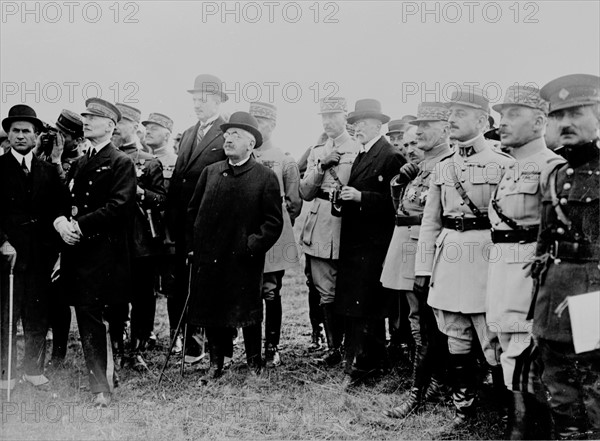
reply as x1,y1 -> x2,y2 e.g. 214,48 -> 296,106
335,99 -> 406,389
1,105 -> 69,390
186,112 -> 283,383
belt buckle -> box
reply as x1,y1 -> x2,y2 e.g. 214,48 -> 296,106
455,217 -> 465,232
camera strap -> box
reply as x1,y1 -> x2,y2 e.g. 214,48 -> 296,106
327,167 -> 345,188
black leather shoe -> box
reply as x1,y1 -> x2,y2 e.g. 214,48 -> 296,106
199,366 -> 222,385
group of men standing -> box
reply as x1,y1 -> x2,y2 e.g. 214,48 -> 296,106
0,71 -> 598,440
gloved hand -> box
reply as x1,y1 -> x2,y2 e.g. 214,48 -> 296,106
398,162 -> 420,184
413,275 -> 431,296
0,241 -> 17,268
54,217 -> 80,246
320,152 -> 341,171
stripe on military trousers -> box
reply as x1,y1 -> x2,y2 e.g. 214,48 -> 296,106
511,340 -> 534,393
104,318 -> 115,393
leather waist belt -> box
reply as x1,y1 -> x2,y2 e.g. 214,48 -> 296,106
555,241 -> 600,262
395,215 -> 422,227
491,227 -> 538,244
442,216 -> 491,232
317,190 -> 332,201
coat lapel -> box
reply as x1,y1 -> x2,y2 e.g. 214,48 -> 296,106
185,116 -> 225,172
350,137 -> 385,181
78,143 -> 113,177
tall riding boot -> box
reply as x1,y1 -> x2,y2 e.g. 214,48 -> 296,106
490,363 -> 509,409
200,347 -> 223,384
449,353 -> 477,427
315,303 -> 342,366
384,345 -> 426,419
264,298 -> 282,366
505,391 -> 528,440
307,277 -> 324,351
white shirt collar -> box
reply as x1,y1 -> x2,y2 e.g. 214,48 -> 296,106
229,155 -> 251,167
361,134 -> 382,154
89,138 -> 111,155
11,148 -> 33,170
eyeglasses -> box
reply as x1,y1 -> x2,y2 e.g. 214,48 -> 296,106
223,130 -> 245,141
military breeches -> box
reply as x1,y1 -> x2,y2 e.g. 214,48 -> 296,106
305,255 -> 337,305
538,338 -> 600,438
433,309 -> 500,366
498,331 -> 539,392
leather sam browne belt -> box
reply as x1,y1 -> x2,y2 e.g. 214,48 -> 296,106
491,227 -> 538,244
395,214 -> 422,226
442,216 -> 491,231
317,190 -> 332,201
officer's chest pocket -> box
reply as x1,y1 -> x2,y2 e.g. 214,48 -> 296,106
468,167 -> 502,206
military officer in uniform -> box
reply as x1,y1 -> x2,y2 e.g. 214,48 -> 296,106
531,74 -> 600,439
486,86 -> 562,439
54,98 -> 136,407
300,97 -> 360,366
383,102 -> 452,418
414,87 -> 514,426
249,102 -> 302,367
115,104 -> 167,370
166,74 -> 228,363
336,99 -> 406,388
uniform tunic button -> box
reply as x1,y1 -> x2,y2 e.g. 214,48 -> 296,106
585,197 -> 592,203
182,179 -> 187,183
554,258 -> 561,265
500,186 -> 505,190
461,179 -> 466,183
85,192 -> 89,196
223,172 -> 228,176
588,171 -> 593,176
460,201 -> 465,205
84,205 -> 88,208
566,168 -> 574,176
88,181 -> 92,185
557,227 -> 565,235
560,198 -> 567,205
563,183 -> 571,190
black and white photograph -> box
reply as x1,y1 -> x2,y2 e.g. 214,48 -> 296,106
1,1 -> 599,439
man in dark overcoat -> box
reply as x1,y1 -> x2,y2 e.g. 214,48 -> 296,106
0,105 -> 68,390
54,98 -> 136,407
166,74 -> 228,363
335,99 -> 405,388
186,112 -> 283,383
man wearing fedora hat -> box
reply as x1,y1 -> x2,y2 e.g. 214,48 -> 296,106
383,102 -> 453,418
249,102 -> 302,367
415,86 -> 514,427
0,104 -> 69,390
53,98 -> 136,407
300,97 -> 360,366
113,103 -> 167,371
386,115 -> 416,157
166,74 -> 228,364
530,74 -> 600,439
186,111 -> 283,382
334,98 -> 405,388
486,85 -> 560,439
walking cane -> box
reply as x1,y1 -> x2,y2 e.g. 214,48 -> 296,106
6,251 -> 16,401
157,255 -> 193,386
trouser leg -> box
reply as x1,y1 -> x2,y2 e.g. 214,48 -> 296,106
21,276 -> 49,376
48,280 -> 71,361
75,303 -> 114,394
305,257 -> 323,334
242,324 -> 262,371
130,258 -> 157,345
263,270 -> 284,348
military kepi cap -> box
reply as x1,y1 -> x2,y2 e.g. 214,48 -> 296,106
115,103 -> 141,123
56,109 -> 83,137
540,74 -> 600,114
142,113 -> 174,132
81,98 -> 121,124
2,104 -> 44,133
446,85 -> 490,114
492,85 -> 548,114
249,102 -> 277,122
410,102 -> 450,125
318,97 -> 347,114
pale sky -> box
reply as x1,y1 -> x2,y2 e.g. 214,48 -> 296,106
1,0 -> 599,158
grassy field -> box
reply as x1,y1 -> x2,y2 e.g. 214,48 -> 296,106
1,212 -> 505,440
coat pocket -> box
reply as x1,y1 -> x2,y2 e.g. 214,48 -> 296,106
301,200 -> 320,246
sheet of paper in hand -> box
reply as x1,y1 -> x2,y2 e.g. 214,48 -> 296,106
568,291 -> 600,354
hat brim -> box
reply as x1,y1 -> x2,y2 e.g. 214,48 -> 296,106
220,122 -> 263,148
347,111 -> 391,125
187,88 -> 229,102
548,99 -> 600,115
408,118 -> 447,126
81,110 -> 118,124
141,120 -> 172,132
2,116 -> 44,133
55,120 -> 83,137
491,102 -> 541,113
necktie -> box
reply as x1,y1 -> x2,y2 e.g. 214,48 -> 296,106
196,122 -> 210,145
21,158 -> 30,177
88,148 -> 96,158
